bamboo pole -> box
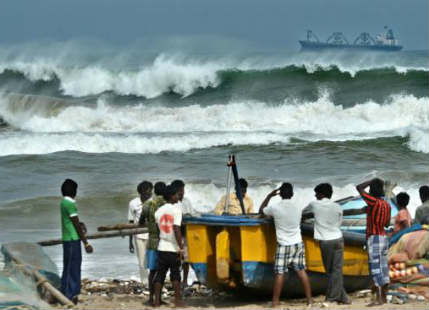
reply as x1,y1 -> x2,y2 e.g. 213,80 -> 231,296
10,255 -> 74,307
97,223 -> 140,231
38,228 -> 148,246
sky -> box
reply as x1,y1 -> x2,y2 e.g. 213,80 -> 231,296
0,0 -> 427,51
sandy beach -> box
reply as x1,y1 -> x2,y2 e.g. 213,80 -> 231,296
49,279 -> 428,310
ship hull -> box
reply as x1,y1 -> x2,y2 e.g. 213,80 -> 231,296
299,40 -> 403,51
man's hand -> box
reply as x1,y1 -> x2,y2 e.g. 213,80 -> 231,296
129,242 -> 134,253
85,244 -> 94,254
179,248 -> 185,261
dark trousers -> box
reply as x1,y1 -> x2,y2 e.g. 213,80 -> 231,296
320,238 -> 349,303
154,251 -> 181,284
61,240 -> 82,300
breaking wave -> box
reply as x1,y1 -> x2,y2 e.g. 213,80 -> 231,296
0,54 -> 427,99
0,92 -> 427,155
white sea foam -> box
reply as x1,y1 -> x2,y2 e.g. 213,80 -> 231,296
0,92 -> 427,154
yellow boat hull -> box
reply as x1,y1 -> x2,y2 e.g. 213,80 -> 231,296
185,217 -> 369,296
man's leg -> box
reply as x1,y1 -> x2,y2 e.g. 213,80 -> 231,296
322,239 -> 350,304
60,241 -> 72,300
182,263 -> 189,287
135,238 -> 147,284
296,270 -> 312,306
320,240 -> 334,301
153,252 -> 168,308
170,252 -> 184,307
272,274 -> 284,307
148,270 -> 156,304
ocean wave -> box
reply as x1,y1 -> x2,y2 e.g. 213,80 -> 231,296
0,54 -> 427,99
0,132 -> 293,156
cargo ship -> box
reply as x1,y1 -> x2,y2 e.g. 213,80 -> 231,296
299,27 -> 403,52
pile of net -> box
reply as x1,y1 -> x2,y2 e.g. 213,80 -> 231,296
387,224 -> 429,301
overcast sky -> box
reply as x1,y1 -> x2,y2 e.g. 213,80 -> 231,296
0,0 -> 427,51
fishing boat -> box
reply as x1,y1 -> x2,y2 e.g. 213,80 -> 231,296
183,196 -> 398,296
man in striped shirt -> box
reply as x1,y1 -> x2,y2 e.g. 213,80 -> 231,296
344,178 -> 391,306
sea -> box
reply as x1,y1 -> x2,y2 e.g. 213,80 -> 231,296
0,42 -> 428,281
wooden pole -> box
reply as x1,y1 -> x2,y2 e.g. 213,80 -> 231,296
38,228 -> 148,247
10,255 -> 74,307
97,223 -> 140,231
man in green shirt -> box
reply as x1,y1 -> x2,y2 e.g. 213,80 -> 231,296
60,179 -> 93,304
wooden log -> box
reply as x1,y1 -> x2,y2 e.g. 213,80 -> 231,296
10,255 -> 74,307
38,228 -> 148,247
97,223 -> 140,231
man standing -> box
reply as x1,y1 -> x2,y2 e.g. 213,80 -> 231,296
139,181 -> 166,305
171,179 -> 194,289
214,178 -> 254,215
303,183 -> 350,304
344,178 -> 391,306
259,183 -> 312,308
60,179 -> 93,304
128,181 -> 153,283
153,185 -> 184,308
414,185 -> 429,224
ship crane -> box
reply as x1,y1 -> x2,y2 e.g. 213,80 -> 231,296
326,32 -> 349,45
306,30 -> 320,42
353,32 -> 376,46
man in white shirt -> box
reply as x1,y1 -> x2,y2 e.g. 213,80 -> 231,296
259,183 -> 312,308
302,183 -> 350,305
127,181 -> 152,284
153,185 -> 184,308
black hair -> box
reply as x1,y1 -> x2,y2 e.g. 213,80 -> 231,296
154,182 -> 166,196
396,192 -> 410,209
419,185 -> 429,202
162,185 -> 178,201
239,178 -> 248,189
171,179 -> 185,190
279,182 -> 293,199
61,179 -> 78,198
369,178 -> 384,198
137,181 -> 153,195
314,183 -> 333,199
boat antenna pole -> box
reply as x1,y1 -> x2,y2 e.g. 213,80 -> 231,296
224,155 -> 233,214
230,155 -> 246,214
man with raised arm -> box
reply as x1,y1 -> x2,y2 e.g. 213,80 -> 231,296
259,183 -> 312,308
60,179 -> 93,304
343,178 -> 391,306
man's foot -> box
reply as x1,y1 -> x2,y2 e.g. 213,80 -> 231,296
271,301 -> 280,308
71,296 -> 79,305
366,301 -> 384,307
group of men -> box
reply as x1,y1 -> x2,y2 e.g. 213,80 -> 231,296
59,176 -> 429,307
128,180 -> 193,307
